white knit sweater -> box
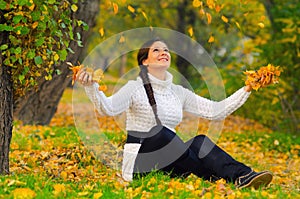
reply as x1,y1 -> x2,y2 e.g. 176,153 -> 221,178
84,71 -> 251,132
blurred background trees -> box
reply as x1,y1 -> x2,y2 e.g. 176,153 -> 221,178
90,0 -> 299,133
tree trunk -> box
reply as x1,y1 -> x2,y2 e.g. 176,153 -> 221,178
0,10 -> 13,174
175,0 -> 198,86
14,0 -> 100,125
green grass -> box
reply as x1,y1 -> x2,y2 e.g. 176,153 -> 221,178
3,118 -> 299,198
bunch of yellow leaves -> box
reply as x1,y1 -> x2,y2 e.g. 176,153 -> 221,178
244,64 -> 282,91
67,62 -> 107,91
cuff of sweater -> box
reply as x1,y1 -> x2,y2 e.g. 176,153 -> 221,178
84,82 -> 99,95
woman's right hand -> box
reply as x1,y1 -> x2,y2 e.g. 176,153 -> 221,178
76,68 -> 95,86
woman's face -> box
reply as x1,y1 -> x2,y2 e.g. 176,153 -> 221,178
142,41 -> 171,70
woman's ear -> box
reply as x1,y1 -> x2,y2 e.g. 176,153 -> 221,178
142,59 -> 148,66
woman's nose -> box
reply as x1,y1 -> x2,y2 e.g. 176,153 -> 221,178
160,50 -> 167,56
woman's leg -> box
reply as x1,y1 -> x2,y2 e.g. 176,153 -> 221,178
185,135 -> 252,182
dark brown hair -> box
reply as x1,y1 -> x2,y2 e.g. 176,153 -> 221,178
137,38 -> 167,125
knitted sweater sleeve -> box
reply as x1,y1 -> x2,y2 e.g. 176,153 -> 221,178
180,86 -> 251,120
84,82 -> 134,116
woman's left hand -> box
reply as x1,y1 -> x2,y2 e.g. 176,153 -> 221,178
76,68 -> 94,86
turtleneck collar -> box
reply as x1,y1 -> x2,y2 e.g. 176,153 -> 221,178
137,71 -> 173,91
148,71 -> 172,87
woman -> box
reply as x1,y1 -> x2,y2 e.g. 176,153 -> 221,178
76,38 -> 273,189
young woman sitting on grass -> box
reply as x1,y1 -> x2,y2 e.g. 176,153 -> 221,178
76,38 -> 273,189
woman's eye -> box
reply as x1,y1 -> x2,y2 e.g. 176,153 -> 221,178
164,49 -> 169,52
153,49 -> 159,52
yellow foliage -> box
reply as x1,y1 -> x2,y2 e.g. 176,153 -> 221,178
244,64 -> 282,91
67,62 -> 107,91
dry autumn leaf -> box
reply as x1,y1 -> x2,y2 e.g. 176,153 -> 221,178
244,64 -> 282,91
67,62 -> 107,91
67,62 -> 83,85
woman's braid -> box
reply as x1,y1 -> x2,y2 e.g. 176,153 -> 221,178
139,65 -> 162,125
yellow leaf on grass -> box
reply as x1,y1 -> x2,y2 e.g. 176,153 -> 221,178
13,188 -> 36,199
94,192 -> 103,199
53,184 -> 66,193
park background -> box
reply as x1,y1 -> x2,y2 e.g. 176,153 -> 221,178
0,0 -> 299,198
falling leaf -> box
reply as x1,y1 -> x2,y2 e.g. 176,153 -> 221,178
206,12 -> 212,24
235,21 -> 241,30
99,27 -> 104,37
199,9 -> 205,17
119,35 -> 125,43
215,4 -> 221,12
141,11 -> 148,21
208,35 -> 214,43
258,22 -> 265,28
112,3 -> 118,14
188,27 -> 194,37
71,4 -> 78,12
221,15 -> 228,23
193,0 -> 202,8
206,0 -> 215,9
128,5 -> 135,13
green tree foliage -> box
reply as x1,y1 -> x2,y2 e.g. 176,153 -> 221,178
259,1 -> 300,132
0,0 -> 87,97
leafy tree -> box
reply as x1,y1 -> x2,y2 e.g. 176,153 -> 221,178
0,0 -> 99,174
13,0 -> 100,125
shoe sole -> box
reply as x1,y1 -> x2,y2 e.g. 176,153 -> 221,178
237,171 -> 273,189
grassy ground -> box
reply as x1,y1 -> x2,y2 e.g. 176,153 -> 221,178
0,88 -> 299,199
